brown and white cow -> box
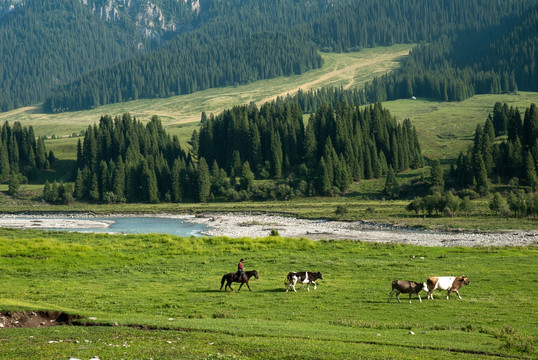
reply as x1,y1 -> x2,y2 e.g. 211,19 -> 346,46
427,275 -> 470,300
285,271 -> 323,292
387,280 -> 428,303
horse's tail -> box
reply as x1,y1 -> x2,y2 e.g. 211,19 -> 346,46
220,274 -> 226,290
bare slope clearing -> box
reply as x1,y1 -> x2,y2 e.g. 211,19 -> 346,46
0,45 -> 413,137
259,47 -> 411,104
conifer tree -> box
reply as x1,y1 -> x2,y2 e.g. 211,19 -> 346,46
141,160 -> 159,203
171,158 -> 183,203
197,157 -> 211,202
8,171 -> 20,196
430,159 -> 444,190
383,166 -> 399,199
474,153 -> 489,195
240,161 -> 254,191
89,173 -> 100,201
74,169 -> 84,199
525,151 -> 538,189
318,157 -> 332,196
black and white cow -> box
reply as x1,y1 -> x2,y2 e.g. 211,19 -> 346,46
285,271 -> 324,292
387,280 -> 428,303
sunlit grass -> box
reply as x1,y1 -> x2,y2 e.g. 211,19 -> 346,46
0,229 -> 536,359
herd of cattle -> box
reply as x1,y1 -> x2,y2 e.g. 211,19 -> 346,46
284,271 -> 471,303
388,276 -> 471,303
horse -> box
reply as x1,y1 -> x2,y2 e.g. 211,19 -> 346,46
220,270 -> 259,292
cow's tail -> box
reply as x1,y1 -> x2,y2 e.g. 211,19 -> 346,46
220,275 -> 226,290
284,272 -> 294,287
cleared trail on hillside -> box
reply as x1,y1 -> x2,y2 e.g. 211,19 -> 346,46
258,49 -> 411,105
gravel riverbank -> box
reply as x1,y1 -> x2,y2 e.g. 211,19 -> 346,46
186,213 -> 538,247
0,213 -> 536,247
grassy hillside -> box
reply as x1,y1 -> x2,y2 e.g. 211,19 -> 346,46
0,229 -> 536,359
0,45 -> 414,137
384,92 -> 538,160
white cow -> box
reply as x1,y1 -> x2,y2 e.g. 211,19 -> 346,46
427,276 -> 470,300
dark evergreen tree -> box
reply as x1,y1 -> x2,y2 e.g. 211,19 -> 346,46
430,159 -> 444,190
383,166 -> 399,199
196,157 -> 211,202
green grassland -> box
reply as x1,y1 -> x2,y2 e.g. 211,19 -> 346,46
0,229 -> 536,359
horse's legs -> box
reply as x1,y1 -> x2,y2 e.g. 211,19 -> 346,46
246,282 -> 251,291
238,282 -> 244,291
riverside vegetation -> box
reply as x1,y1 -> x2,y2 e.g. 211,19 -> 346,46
0,229 -> 536,359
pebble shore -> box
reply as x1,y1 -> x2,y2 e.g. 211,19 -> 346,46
185,213 -> 538,247
0,213 -> 536,247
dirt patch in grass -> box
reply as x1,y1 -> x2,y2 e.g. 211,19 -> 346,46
0,311 -> 81,328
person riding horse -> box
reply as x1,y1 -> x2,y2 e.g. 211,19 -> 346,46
236,259 -> 245,281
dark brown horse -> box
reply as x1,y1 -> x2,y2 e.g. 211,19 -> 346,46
220,270 -> 259,291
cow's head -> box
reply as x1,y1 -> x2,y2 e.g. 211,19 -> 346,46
461,275 -> 470,285
317,272 -> 324,280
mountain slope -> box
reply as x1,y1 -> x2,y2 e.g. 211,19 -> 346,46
0,0 -> 147,111
0,0 -> 203,112
2,0 -> 537,113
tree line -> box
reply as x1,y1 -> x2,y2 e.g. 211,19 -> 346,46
69,101 -> 424,203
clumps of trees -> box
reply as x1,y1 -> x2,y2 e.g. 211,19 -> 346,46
199,101 -> 423,197
406,191 -> 473,217
71,113 -> 195,203
452,103 -> 538,193
0,121 -> 52,184
489,191 -> 538,218
43,181 -> 74,204
54,101 -> 424,204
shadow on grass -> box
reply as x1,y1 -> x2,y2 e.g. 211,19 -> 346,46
262,288 -> 287,293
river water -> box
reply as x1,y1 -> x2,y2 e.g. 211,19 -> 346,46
2,216 -> 209,237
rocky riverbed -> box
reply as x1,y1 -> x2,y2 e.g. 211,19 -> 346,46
186,213 -> 538,247
0,213 -> 536,247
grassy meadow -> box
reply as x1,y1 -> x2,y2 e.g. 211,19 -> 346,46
384,92 -> 538,160
0,229 -> 536,359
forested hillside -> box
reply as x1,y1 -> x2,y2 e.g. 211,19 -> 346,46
44,32 -> 323,113
4,0 -> 534,113
0,0 -> 151,112
360,4 -> 538,104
